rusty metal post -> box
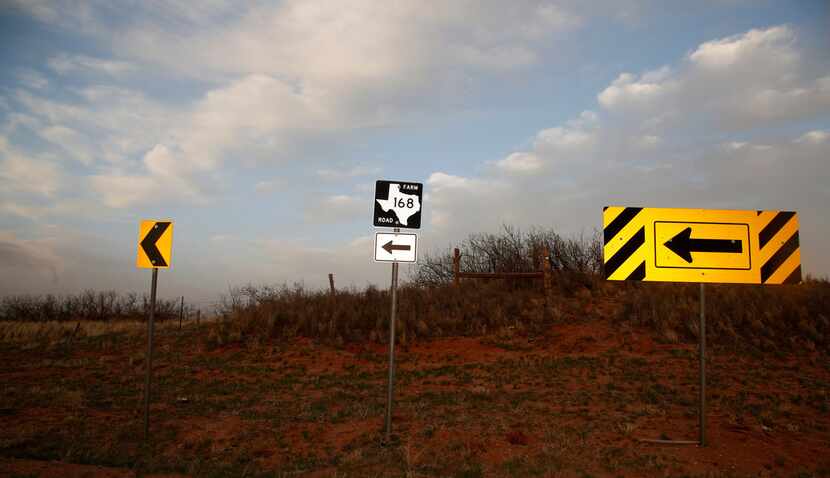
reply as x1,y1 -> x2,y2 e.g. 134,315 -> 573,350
453,248 -> 461,287
143,267 -> 158,442
178,296 -> 184,331
328,273 -> 335,295
699,283 -> 706,447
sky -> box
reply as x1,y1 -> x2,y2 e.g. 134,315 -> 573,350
0,1 -> 829,305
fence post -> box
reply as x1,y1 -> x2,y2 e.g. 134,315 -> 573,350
328,273 -> 336,337
196,309 -> 201,325
542,247 -> 554,321
453,248 -> 461,287
179,296 -> 184,331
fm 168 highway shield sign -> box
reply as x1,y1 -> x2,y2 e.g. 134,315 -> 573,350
603,206 -> 801,284
374,180 -> 422,229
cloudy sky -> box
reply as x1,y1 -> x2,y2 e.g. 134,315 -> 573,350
1,1 -> 828,303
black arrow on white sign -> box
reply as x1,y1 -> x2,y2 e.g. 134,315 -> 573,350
664,227 -> 743,263
382,240 -> 411,254
141,221 -> 171,267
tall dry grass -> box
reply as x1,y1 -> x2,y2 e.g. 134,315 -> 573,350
615,277 -> 830,353
204,280 -> 561,348
0,290 -> 193,322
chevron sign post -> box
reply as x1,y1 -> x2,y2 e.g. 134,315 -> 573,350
602,206 -> 802,448
135,219 -> 174,442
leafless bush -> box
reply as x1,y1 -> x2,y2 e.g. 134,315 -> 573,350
412,225 -> 603,292
0,290 -> 188,322
616,276 -> 830,353
205,280 -> 551,349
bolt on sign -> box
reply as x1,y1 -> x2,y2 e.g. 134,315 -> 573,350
374,180 -> 423,229
603,207 -> 801,284
136,220 -> 174,268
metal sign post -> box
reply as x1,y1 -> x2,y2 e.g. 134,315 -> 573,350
143,267 -> 158,442
699,283 -> 706,447
136,219 -> 173,444
604,206 -> 803,447
373,180 -> 421,445
384,228 -> 400,445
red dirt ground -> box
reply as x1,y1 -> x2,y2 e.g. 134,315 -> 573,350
1,317 -> 828,477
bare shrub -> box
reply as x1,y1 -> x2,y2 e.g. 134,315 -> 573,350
412,224 -> 603,294
0,291 -> 186,322
615,276 -> 830,353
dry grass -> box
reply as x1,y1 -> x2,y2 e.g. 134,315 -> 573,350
205,274 -> 830,355
205,280 -> 556,349
615,276 -> 830,353
0,319 -> 186,347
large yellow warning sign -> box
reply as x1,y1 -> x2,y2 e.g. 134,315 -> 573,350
603,207 -> 800,284
136,220 -> 174,269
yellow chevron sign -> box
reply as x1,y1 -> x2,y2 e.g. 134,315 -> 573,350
136,220 -> 174,269
603,207 -> 801,284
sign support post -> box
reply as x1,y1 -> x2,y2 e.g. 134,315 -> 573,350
143,267 -> 158,442
373,180 -> 421,445
699,283 -> 706,447
384,228 -> 400,445
604,206 -> 802,447
136,219 -> 173,444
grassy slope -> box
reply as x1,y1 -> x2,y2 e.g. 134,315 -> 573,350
0,283 -> 829,477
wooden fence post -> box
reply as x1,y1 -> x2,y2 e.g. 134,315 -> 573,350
328,273 -> 336,337
542,247 -> 555,321
453,248 -> 461,287
179,296 -> 184,331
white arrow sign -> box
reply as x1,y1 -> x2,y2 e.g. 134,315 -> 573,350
374,232 -> 417,263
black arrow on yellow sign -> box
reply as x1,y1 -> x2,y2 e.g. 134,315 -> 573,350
664,227 -> 743,263
141,222 -> 171,267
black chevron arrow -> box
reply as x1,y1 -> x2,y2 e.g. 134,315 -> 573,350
382,240 -> 411,254
141,222 -> 171,267
664,227 -> 742,263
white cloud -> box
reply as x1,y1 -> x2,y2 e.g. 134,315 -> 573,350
303,194 -> 367,223
597,71 -> 673,110
495,152 -> 543,173
0,151 -> 62,197
47,54 -> 135,76
0,231 -> 63,286
795,130 -> 829,144
89,174 -> 159,208
16,69 -> 48,89
316,164 -> 381,181
688,25 -> 796,70
254,179 -> 283,195
424,25 -> 830,276
37,125 -> 95,165
597,25 -> 830,131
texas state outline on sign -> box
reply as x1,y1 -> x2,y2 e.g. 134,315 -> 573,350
376,183 -> 421,226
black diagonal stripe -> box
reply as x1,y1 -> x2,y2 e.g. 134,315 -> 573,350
760,231 -> 799,283
603,207 -> 643,245
783,265 -> 802,285
604,227 -> 645,279
141,221 -> 171,267
603,206 -> 608,211
759,211 -> 795,249
626,261 -> 646,281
